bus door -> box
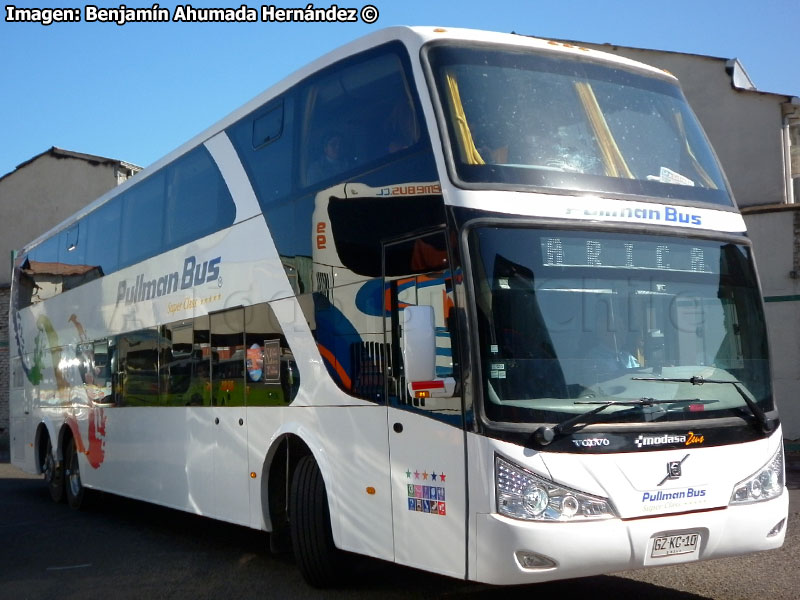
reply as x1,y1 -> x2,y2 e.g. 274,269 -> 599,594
382,231 -> 467,578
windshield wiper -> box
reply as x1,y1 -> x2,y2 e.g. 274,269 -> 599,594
631,375 -> 777,434
533,397 -> 702,446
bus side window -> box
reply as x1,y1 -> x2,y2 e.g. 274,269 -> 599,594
119,170 -> 166,269
299,43 -> 420,188
210,309 -> 245,407
244,303 -> 299,406
226,96 -> 294,210
160,320 -> 195,406
84,200 -> 121,281
164,146 -> 235,249
117,329 -> 160,407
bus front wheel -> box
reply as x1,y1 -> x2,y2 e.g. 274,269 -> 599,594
289,455 -> 345,587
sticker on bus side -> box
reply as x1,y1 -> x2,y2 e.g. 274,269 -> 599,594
406,468 -> 447,516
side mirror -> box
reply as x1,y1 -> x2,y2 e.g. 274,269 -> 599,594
401,305 -> 455,399
402,305 -> 436,382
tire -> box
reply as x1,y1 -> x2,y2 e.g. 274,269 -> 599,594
289,455 -> 345,587
42,437 -> 64,504
64,437 -> 85,510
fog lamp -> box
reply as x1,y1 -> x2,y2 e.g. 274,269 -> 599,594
515,551 -> 557,570
767,518 -> 786,538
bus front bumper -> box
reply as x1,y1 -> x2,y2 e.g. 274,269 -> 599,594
474,490 -> 788,585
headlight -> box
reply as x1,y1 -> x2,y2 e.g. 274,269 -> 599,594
495,455 -> 616,521
730,444 -> 785,505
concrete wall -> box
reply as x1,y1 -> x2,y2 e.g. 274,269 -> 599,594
744,207 -> 800,439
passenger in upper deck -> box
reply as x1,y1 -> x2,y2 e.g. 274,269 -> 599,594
307,131 -> 349,183
386,100 -> 418,154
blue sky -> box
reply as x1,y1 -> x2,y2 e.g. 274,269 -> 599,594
2,0 -> 798,177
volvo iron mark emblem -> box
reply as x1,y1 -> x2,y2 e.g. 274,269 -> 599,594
658,454 -> 690,486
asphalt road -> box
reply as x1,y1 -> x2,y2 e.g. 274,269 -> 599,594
0,454 -> 797,600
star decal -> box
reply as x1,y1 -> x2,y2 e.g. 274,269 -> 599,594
422,471 -> 429,480
405,469 -> 412,479
440,473 -> 446,483
431,472 -> 438,481
414,470 -> 420,479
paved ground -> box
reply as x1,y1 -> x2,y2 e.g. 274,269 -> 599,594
1,445 -> 798,600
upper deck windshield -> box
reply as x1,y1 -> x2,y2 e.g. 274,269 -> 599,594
469,226 -> 772,427
426,43 -> 733,206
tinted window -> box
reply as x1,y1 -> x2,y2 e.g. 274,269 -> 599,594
117,329 -> 160,406
59,224 -> 85,269
227,97 -> 294,209
165,146 -> 235,249
30,235 -> 59,264
211,309 -> 245,406
120,170 -> 165,268
160,320 -> 195,405
300,44 -> 421,188
84,199 -> 121,276
15,145 -> 236,308
23,236 -> 61,303
244,303 -> 300,405
253,102 -> 284,148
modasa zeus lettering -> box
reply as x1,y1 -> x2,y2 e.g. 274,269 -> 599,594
117,256 -> 221,306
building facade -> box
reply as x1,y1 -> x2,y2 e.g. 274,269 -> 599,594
0,147 -> 140,450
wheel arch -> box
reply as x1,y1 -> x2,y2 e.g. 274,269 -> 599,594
260,424 -> 342,544
34,419 -> 66,473
34,422 -> 52,473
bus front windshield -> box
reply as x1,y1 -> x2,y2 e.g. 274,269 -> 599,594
469,227 -> 773,426
427,43 -> 732,206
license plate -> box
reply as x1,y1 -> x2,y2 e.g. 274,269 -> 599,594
651,532 -> 700,557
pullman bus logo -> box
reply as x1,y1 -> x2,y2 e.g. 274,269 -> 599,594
116,255 -> 221,306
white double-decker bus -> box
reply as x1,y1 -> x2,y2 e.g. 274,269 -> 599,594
9,27 -> 787,587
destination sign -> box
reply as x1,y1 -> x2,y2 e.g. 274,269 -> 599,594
540,235 -> 719,274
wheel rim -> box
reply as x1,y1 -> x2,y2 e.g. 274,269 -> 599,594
67,452 -> 81,497
43,452 -> 55,484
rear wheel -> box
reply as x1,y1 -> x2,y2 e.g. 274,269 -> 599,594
289,455 -> 346,587
64,437 -> 85,510
42,437 -> 64,503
